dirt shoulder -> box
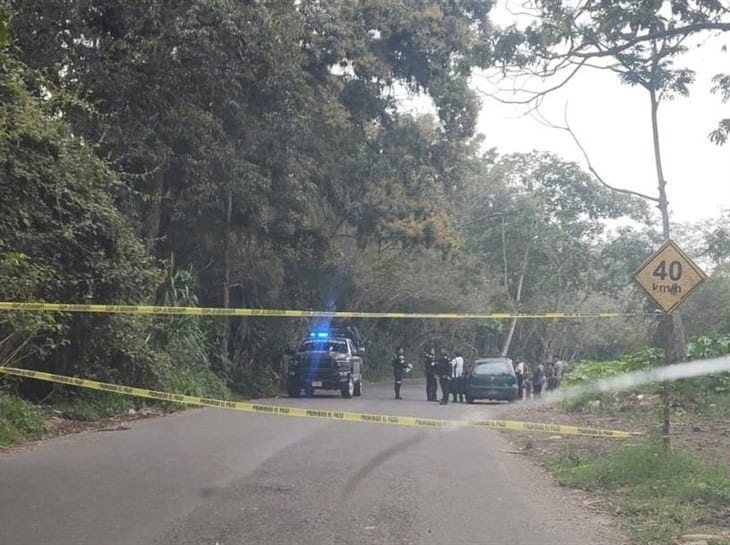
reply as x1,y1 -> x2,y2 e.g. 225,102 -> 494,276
494,394 -> 730,463
0,407 -> 172,455
493,395 -> 730,545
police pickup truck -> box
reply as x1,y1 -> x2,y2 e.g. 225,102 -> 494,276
287,332 -> 364,398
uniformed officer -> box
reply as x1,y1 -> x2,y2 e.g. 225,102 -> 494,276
436,348 -> 452,405
424,348 -> 438,401
392,347 -> 409,400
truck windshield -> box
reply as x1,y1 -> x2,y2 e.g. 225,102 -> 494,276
300,340 -> 347,353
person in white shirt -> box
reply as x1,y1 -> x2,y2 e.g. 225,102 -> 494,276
514,360 -> 526,400
451,352 -> 465,403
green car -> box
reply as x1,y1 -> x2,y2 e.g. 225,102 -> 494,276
465,357 -> 519,403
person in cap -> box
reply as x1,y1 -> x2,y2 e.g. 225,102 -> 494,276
424,347 -> 438,401
436,348 -> 452,405
392,347 -> 410,399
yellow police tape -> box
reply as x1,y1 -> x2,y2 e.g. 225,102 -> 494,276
0,366 -> 639,439
0,302 -> 656,320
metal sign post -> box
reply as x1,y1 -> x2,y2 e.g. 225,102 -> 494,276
633,240 -> 707,443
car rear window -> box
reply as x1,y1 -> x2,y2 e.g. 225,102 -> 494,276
473,361 -> 512,375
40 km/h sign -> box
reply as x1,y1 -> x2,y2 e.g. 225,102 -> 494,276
633,240 -> 707,313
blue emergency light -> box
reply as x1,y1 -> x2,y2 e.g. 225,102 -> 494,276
309,331 -> 329,339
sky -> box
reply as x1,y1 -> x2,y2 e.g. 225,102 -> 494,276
396,2 -> 730,225
472,2 -> 730,225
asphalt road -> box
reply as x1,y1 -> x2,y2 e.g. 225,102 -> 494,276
0,380 -> 625,545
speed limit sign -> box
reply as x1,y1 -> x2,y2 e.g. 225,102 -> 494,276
633,240 -> 707,313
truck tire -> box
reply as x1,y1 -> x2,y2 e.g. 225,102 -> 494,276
353,378 -> 362,397
341,376 -> 354,399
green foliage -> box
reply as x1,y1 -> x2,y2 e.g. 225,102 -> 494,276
563,348 -> 663,386
678,333 -> 730,399
0,5 -> 8,48
688,334 -> 730,360
545,439 -> 730,544
149,314 -> 228,399
0,246 -> 63,366
0,47 -> 158,388
562,337 -> 730,414
710,73 -> 730,145
0,43 -> 224,403
52,390 -> 137,421
2,0 -> 729,408
0,392 -> 46,447
563,335 -> 730,392
147,257 -> 228,398
682,275 -> 730,336
457,151 -> 651,361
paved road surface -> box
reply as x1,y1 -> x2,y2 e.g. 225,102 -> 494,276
0,381 -> 625,545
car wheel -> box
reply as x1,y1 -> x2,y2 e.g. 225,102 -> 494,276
353,379 -> 362,397
466,395 -> 475,404
341,375 -> 354,399
304,382 -> 314,398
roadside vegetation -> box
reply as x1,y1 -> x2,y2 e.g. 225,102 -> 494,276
0,392 -> 46,448
1,2 -> 729,457
560,334 -> 730,420
502,335 -> 730,543
545,439 -> 730,545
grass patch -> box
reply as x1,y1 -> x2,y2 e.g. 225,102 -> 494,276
560,391 -> 663,425
52,390 -> 139,421
545,439 -> 730,544
0,392 -> 47,447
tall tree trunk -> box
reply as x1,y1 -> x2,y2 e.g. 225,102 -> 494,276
649,82 -> 686,446
143,169 -> 164,253
219,188 -> 233,369
650,87 -> 670,240
501,232 -> 530,357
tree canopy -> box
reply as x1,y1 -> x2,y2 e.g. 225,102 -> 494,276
1,1 -> 728,396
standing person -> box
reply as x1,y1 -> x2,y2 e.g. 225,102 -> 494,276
514,360 -> 526,400
533,361 -> 545,399
451,351 -> 465,402
436,348 -> 452,405
424,348 -> 438,401
546,361 -> 556,392
392,347 -> 409,400
553,358 -> 565,389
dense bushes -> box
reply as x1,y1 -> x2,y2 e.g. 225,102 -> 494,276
0,392 -> 46,447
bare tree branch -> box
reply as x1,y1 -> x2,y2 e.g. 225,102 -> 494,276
561,110 -> 660,202
476,58 -> 588,106
530,104 -> 661,203
556,22 -> 730,60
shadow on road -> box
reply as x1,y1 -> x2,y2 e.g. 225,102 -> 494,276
341,432 -> 426,499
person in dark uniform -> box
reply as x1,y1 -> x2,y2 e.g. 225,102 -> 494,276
424,348 -> 438,401
533,361 -> 545,399
436,348 -> 452,405
392,347 -> 409,400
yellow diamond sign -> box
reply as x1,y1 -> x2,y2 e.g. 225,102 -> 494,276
633,240 -> 707,313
